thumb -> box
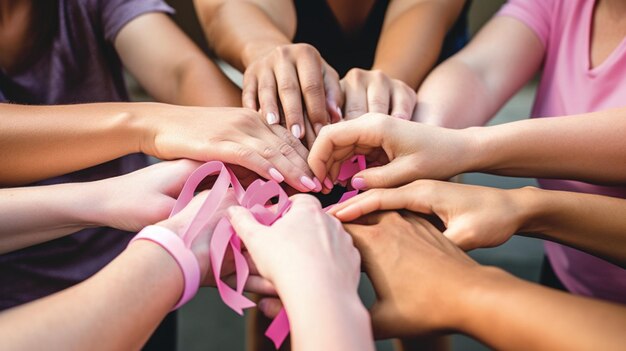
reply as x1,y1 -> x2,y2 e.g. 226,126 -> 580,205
351,156 -> 419,189
443,224 -> 474,251
227,206 -> 263,244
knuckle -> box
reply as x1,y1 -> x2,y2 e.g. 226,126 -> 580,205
277,80 -> 300,94
260,146 -> 278,159
301,80 -> 323,96
278,142 -> 298,157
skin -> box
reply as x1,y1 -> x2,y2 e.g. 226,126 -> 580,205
342,211 -> 626,351
0,193 -> 372,350
0,189 -> 275,351
413,0 -> 626,127
330,179 -> 626,268
194,0 -> 465,142
0,3 -> 319,192
228,195 -> 374,351
307,111 -> 626,191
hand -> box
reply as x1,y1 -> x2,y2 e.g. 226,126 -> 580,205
332,180 -> 529,250
242,44 -> 343,144
143,105 -> 321,193
92,160 -> 202,232
156,188 -> 274,294
341,68 -> 416,120
344,211 -> 481,338
227,194 -> 360,295
308,113 -> 476,191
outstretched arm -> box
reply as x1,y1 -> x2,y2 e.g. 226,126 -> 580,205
344,212 -> 626,351
0,103 -> 316,192
331,180 -> 626,267
115,12 -> 241,107
414,16 -> 544,127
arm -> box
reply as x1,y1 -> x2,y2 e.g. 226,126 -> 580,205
194,0 -> 342,144
308,111 -> 626,191
344,212 -> 626,351
373,0 -> 466,89
0,241 -> 183,350
115,12 -> 241,107
331,180 -> 626,267
414,16 -> 544,127
0,103 -> 317,192
0,160 -> 201,254
228,195 -> 374,351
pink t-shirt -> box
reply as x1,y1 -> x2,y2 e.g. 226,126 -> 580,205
498,0 -> 626,304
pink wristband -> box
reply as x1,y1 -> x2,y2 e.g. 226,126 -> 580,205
130,225 -> 201,310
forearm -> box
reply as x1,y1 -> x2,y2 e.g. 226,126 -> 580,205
514,187 -> 626,267
278,276 -> 374,351
373,0 -> 464,88
469,108 -> 626,184
197,1 -> 294,71
0,182 -> 106,253
173,56 -> 242,107
414,57 -> 497,127
0,103 -> 147,186
0,241 -> 182,350
456,267 -> 626,351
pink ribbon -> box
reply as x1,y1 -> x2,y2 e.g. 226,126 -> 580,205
169,156 -> 366,349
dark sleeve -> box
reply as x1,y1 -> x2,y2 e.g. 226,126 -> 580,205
98,0 -> 175,43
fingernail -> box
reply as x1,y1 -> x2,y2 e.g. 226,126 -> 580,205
351,177 -> 367,190
268,168 -> 284,183
323,177 -> 334,190
266,112 -> 279,124
300,176 -> 317,191
313,177 -> 322,192
314,123 -> 323,135
336,106 -> 343,119
291,124 -> 302,138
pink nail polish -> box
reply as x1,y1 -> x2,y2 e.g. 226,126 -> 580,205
266,112 -> 279,124
291,124 -> 302,139
268,168 -> 284,183
300,176 -> 317,191
313,177 -> 322,192
336,106 -> 343,119
323,177 -> 334,190
351,177 -> 367,190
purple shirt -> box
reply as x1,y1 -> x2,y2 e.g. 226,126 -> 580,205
0,0 -> 173,309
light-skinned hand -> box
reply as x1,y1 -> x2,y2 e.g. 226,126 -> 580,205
341,68 -> 416,120
331,180 -> 529,250
241,44 -> 343,142
308,113 -> 475,191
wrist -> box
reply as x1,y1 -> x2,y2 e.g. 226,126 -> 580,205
511,186 -> 556,236
121,102 -> 175,159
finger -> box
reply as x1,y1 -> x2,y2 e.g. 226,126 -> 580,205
215,141 -> 281,185
223,274 -> 277,295
275,61 -> 305,139
257,70 -> 280,125
366,76 -> 391,114
269,124 -> 310,162
242,73 -> 259,111
227,206 -> 263,243
323,65 -> 343,123
303,113 -> 317,151
258,297 -> 283,319
247,138 -> 316,192
331,188 -> 405,221
350,156 -> 420,190
308,115 -> 386,182
389,84 -> 417,120
342,78 -> 368,120
296,56 -> 330,132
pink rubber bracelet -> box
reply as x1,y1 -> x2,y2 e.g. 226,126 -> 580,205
130,225 -> 201,310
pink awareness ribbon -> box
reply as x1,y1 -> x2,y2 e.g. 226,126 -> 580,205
169,156 -> 366,349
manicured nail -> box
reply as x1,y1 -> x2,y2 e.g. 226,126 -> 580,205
351,177 -> 367,190
323,177 -> 334,190
291,124 -> 302,138
268,168 -> 284,183
300,176 -> 317,190
313,177 -> 322,192
336,106 -> 343,119
266,112 -> 279,124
